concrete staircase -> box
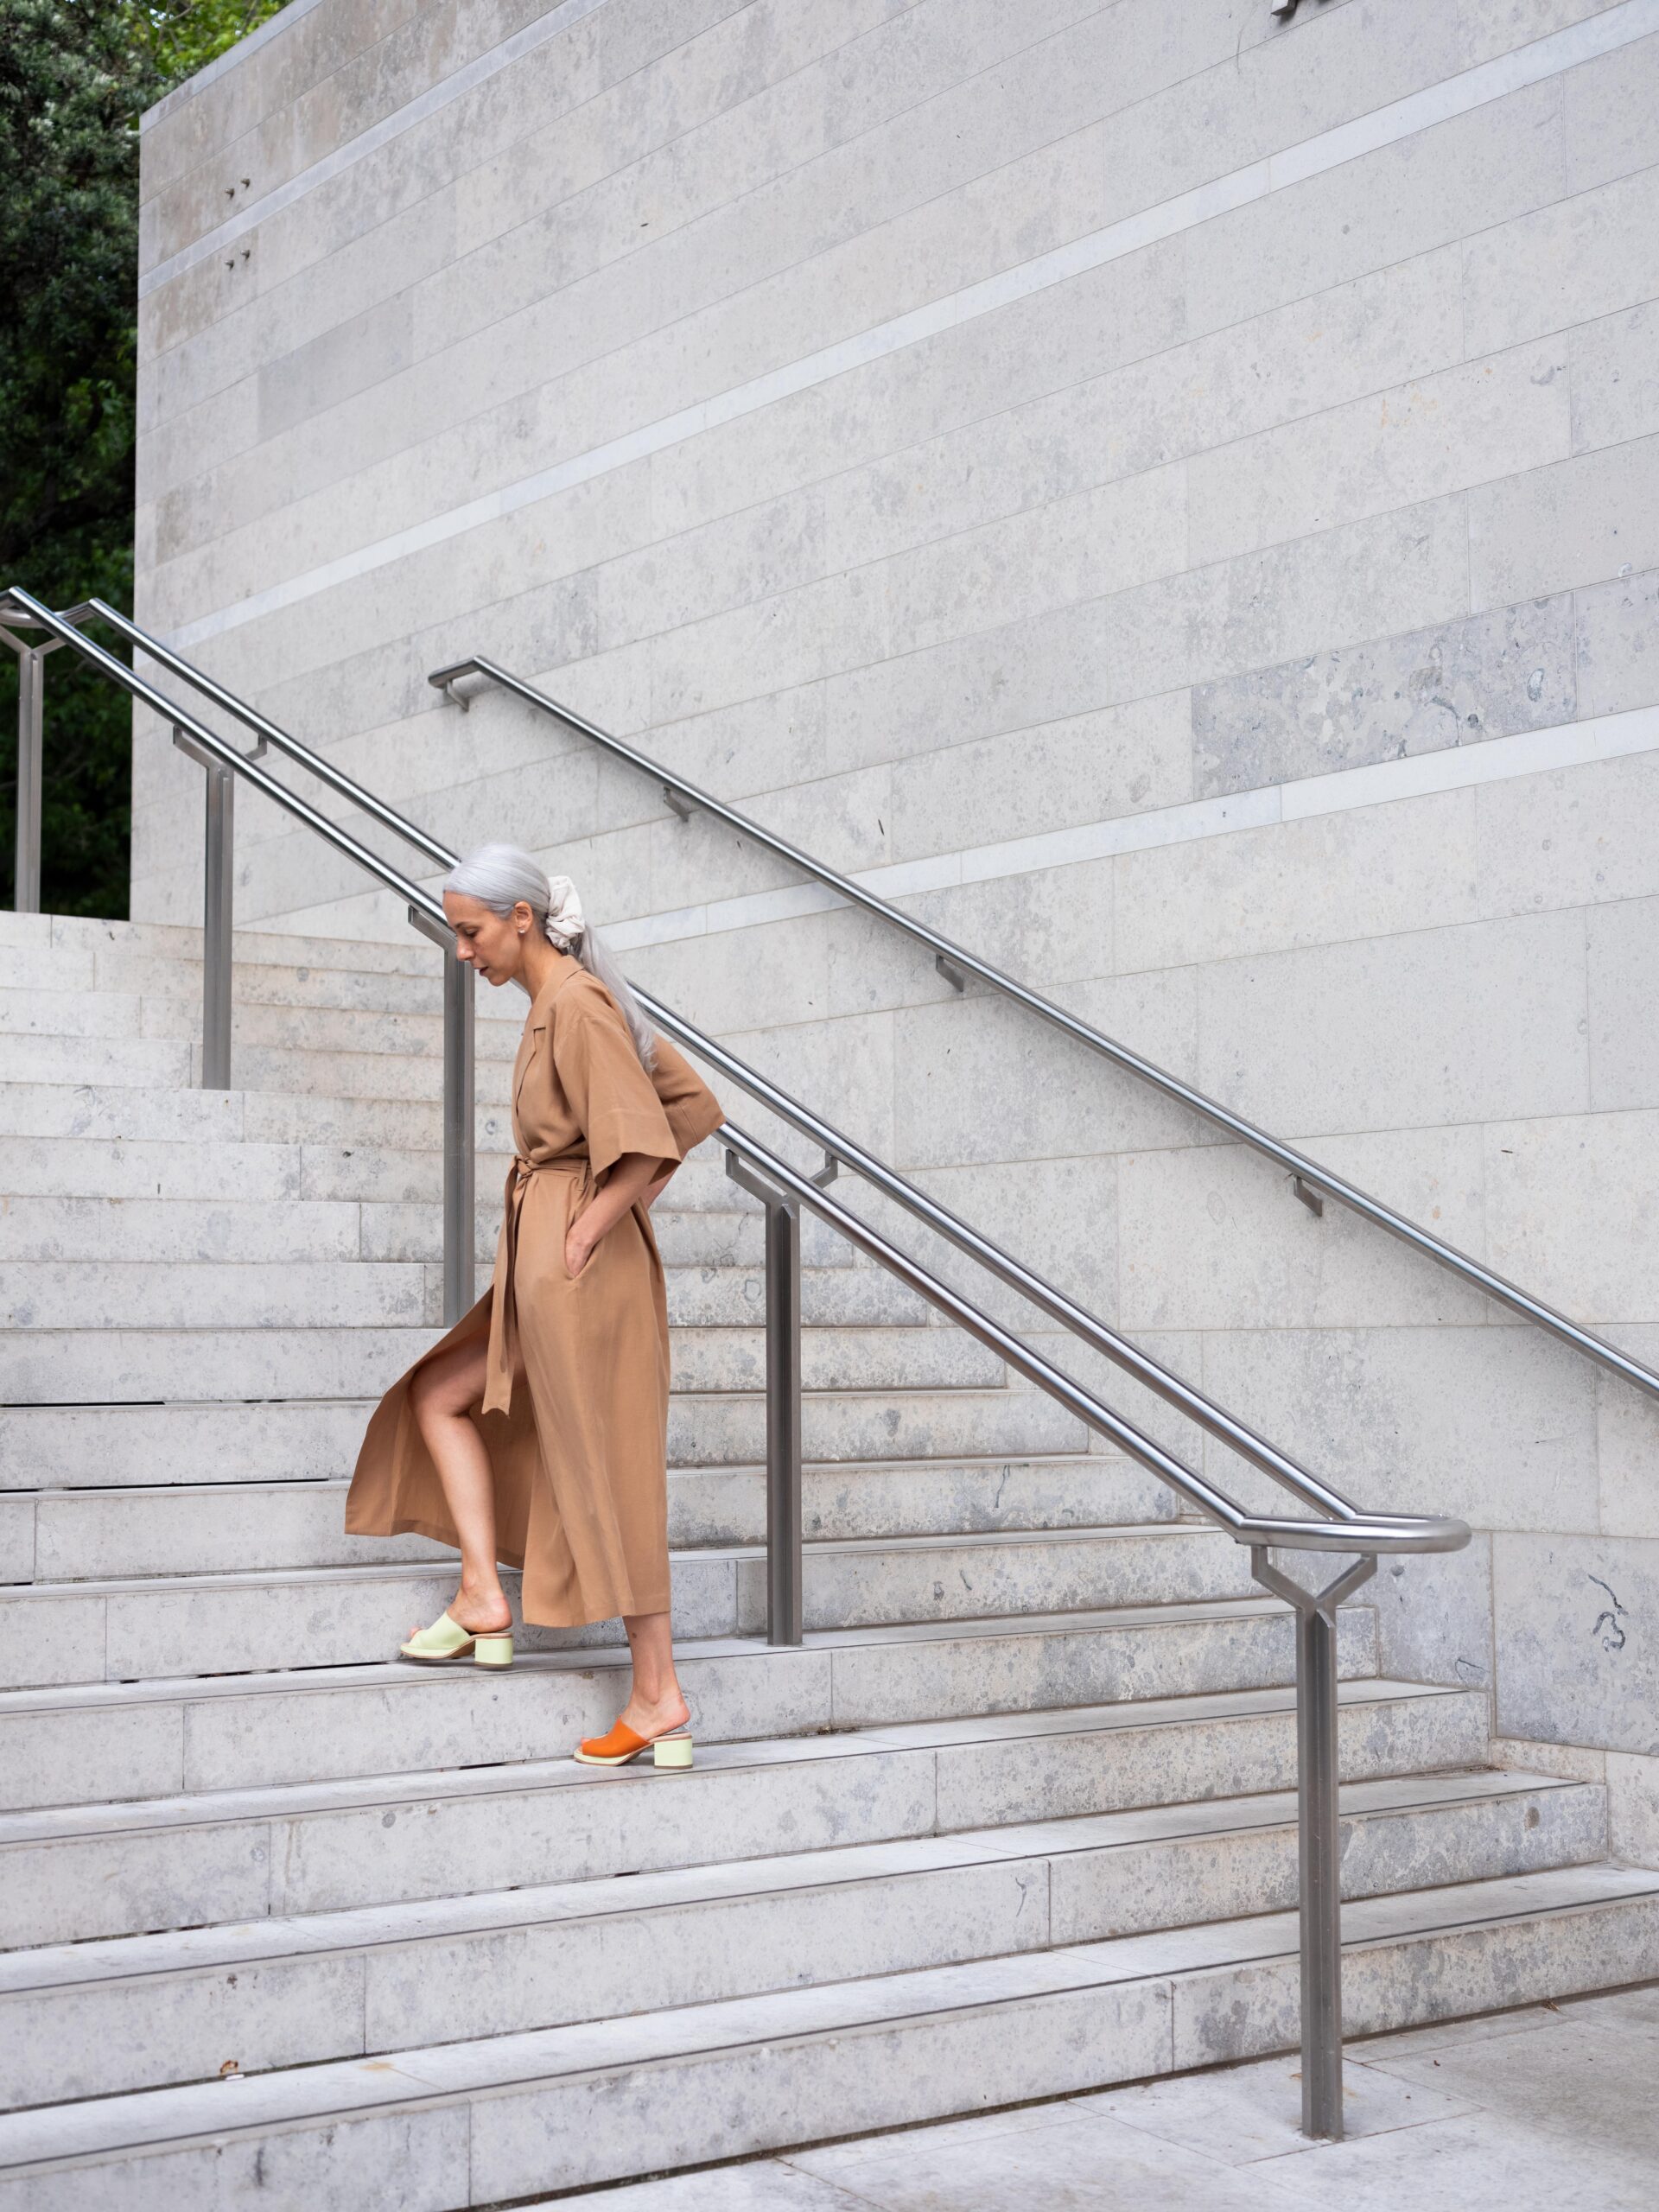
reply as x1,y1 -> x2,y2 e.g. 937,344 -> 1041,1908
3,908 -> 1656,2208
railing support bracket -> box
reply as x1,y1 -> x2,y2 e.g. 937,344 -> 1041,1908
935,952 -> 968,993
1293,1175 -> 1325,1218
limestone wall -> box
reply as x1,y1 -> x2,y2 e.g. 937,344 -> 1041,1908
133,0 -> 1659,1847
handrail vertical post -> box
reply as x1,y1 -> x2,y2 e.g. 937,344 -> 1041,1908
1297,1599 -> 1344,2139
1251,1543 -> 1375,2140
723,1149 -> 804,1644
442,939 -> 475,1325
200,751 -> 234,1090
763,1185 -> 804,1645
14,645 -> 45,912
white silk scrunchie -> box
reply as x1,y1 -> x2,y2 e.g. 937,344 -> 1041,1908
544,874 -> 585,949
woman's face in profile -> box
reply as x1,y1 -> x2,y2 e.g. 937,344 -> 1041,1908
444,892 -> 533,986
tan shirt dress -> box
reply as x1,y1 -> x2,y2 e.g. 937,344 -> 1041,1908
345,952 -> 725,1626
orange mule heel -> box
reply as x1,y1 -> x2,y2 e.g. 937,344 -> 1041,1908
573,1719 -> 694,1770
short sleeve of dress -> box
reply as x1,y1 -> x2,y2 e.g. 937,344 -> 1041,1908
551,978 -> 683,1179
648,1033 -> 725,1160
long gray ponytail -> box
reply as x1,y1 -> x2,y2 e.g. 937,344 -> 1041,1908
442,842 -> 657,1071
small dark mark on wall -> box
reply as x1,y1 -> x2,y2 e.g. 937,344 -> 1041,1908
1587,1573 -> 1629,1654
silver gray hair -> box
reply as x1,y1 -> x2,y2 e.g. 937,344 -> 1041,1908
442,842 -> 657,1071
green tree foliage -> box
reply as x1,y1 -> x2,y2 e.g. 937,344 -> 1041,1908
1,2 -> 284,914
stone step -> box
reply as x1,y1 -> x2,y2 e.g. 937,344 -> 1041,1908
0,987 -> 143,1039
8,1859 -> 1646,2204
351,1201 -> 855,1270
1,1034 -> 190,1090
0,1769 -> 1604,2113
0,1265 -> 915,1327
646,1206 -> 854,1268
668,1452 -> 1180,1548
8,1457 -> 1174,1572
0,1598 -> 1378,1813
207,1040 -> 523,1103
1,1555 -> 735,1687
2,1134 -> 306,1202
0,1078 -> 523,1157
0,1194 -> 871,1282
111,950 -> 528,1028
0,943 -> 94,995
4,1356 -> 1022,1440
3,1337 -> 444,1410
0,1178 -> 847,1267
16,1469 -> 448,1564
140,996 -> 524,1065
0,1196 -> 368,1264
663,1262 -> 928,1327
0,1677 -> 1473,1949
1,1020 -> 523,1112
3,1379 -> 1089,1469
0,912 -> 442,981
666,1383 -> 1091,1467
0,1084 -> 250,1147
1,1013 -> 725,1132
2,1525 -> 1258,1686
672,1323 -> 992,1391
2,1260 -> 436,1331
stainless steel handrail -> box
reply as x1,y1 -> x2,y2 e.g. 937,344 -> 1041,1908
720,1113 -> 1462,2145
83,597 -> 457,874
721,1123 -> 1465,1554
48,606 -> 1402,1531
1,586 -> 479,1325
49,601 -> 1421,1523
6,587 -> 1465,2139
433,652 -> 1659,1407
3,593 -> 447,929
20,594 -> 1381,1537
640,991 -> 1365,1526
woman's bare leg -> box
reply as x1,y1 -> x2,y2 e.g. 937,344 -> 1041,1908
408,1336 -> 516,1635
617,1610 -> 690,1738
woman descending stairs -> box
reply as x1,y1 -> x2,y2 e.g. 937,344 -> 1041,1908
2,909 -> 1656,2208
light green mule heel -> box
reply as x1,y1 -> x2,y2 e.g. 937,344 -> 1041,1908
398,1610 -> 514,1668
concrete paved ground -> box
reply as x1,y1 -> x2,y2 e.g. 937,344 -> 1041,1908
537,1983 -> 1659,2208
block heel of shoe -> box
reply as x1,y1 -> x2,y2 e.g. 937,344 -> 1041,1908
473,1634 -> 514,1669
574,1720 -> 695,1768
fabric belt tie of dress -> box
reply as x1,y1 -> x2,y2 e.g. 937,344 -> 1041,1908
482,1153 -> 592,1416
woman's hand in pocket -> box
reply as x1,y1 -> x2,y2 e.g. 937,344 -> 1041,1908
565,1218 -> 597,1279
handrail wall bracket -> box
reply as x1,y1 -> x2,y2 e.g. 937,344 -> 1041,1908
1293,1175 -> 1325,1219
